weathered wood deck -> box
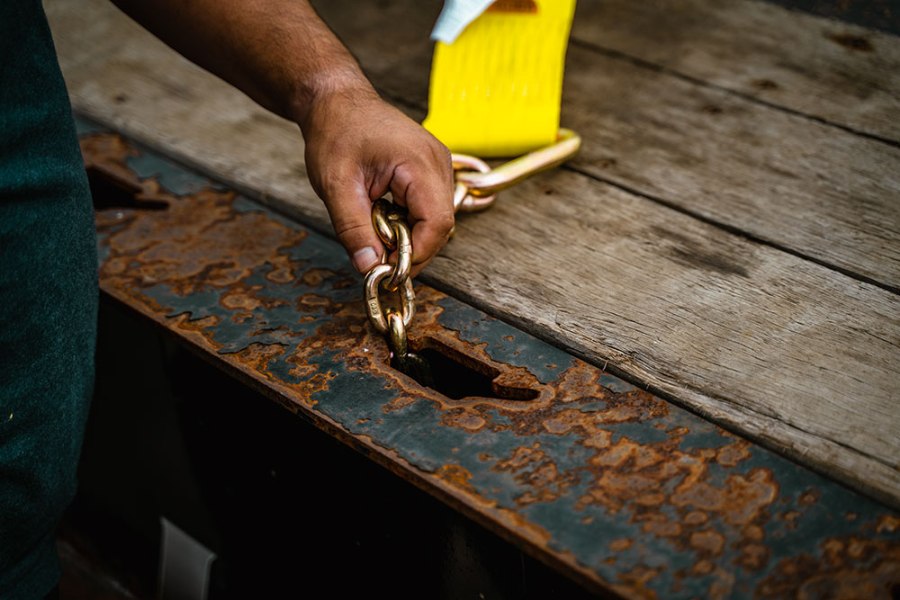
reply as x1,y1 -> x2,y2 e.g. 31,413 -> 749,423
46,0 -> 899,509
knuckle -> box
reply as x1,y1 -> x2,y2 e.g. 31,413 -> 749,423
334,220 -> 372,241
435,211 -> 455,232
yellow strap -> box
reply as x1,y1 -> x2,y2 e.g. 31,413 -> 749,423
423,0 -> 577,157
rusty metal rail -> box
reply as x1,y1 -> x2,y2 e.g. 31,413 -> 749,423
79,118 -> 900,599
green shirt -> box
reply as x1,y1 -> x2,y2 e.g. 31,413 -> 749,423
0,2 -> 98,598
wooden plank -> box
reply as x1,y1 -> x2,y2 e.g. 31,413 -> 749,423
308,1 -> 900,291
559,46 -> 900,291
571,0 -> 900,143
45,0 -> 900,506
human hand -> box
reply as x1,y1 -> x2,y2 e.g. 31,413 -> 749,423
113,0 -> 452,276
299,82 -> 454,278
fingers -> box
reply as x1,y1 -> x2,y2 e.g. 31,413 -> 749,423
317,150 -> 453,279
390,149 -> 455,276
302,94 -> 454,278
319,174 -> 384,274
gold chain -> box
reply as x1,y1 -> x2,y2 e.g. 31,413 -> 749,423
364,129 -> 582,365
365,199 -> 416,361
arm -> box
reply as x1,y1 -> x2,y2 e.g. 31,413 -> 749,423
111,0 -> 454,275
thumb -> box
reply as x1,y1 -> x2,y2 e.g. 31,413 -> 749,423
320,178 -> 384,274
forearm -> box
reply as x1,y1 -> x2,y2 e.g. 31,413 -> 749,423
110,0 -> 373,126
112,0 -> 455,275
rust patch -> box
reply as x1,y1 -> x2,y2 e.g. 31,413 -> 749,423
583,430 -> 613,449
744,524 -> 764,542
383,395 -> 418,413
228,343 -> 287,376
297,293 -> 334,310
85,134 -> 307,301
106,192 -> 304,295
759,538 -> 900,599
516,463 -> 569,506
737,542 -> 769,571
613,566 -> 662,600
799,489 -> 821,506
300,268 -> 336,287
496,444 -> 545,471
82,134 -> 140,185
220,285 -> 267,311
782,510 -> 801,530
172,313 -> 222,345
684,511 -> 708,526
495,443 -> 576,506
878,515 -> 900,534
493,506 -> 554,548
670,468 -> 779,526
266,255 -> 297,283
708,568 -> 737,600
716,441 -> 751,467
640,514 -> 682,538
690,529 -> 726,555
291,371 -> 334,401
435,464 -> 478,496
443,409 -> 488,432
609,538 -> 633,552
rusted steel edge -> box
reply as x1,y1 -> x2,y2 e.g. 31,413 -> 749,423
81,118 -> 900,600
100,289 -> 613,597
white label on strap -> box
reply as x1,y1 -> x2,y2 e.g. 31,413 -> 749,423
430,0 -> 496,43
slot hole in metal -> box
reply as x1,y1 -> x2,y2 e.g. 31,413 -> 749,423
395,338 -> 539,402
87,165 -> 168,211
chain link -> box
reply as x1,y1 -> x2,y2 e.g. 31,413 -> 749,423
453,128 -> 581,200
364,263 -> 415,335
386,312 -> 408,359
364,129 -> 582,364
452,154 -> 497,212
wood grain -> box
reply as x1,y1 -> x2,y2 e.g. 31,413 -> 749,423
560,46 -> 900,291
309,1 -> 900,291
45,0 -> 900,506
571,0 -> 900,143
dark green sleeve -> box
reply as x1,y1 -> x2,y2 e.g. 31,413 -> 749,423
0,2 -> 98,598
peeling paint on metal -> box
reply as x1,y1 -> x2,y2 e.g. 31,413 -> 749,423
81,121 -> 900,599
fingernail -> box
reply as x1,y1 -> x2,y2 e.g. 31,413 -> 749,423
352,246 -> 379,273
